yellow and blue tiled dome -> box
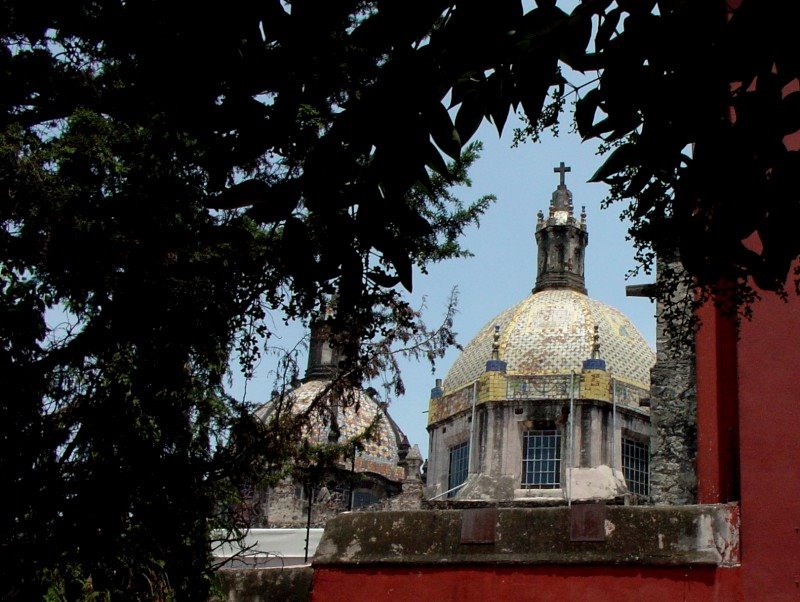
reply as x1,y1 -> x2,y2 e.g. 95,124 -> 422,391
442,163 -> 654,398
426,165 -> 656,501
443,288 -> 654,395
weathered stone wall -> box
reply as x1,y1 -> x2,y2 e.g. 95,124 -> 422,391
264,476 -> 399,528
359,479 -> 424,512
649,256 -> 697,504
260,479 -> 347,529
212,566 -> 313,602
650,359 -> 696,503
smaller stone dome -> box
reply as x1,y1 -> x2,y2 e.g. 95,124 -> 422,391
256,380 -> 407,482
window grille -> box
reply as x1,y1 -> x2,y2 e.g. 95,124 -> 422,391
448,441 -> 470,497
522,429 -> 561,488
352,490 -> 379,508
622,437 -> 650,496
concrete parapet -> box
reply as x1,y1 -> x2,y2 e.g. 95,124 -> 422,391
314,504 -> 740,567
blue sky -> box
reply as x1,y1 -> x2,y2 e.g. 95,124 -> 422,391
235,109 -> 657,460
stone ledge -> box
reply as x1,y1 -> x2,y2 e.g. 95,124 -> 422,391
314,503 -> 739,568
212,566 -> 313,602
423,497 -> 570,509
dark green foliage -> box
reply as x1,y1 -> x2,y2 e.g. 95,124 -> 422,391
615,4 -> 800,307
578,1 -> 800,328
0,3 -> 493,598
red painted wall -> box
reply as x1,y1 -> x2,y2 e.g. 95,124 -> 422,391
692,267 -> 800,600
312,566 -> 741,602
735,290 -> 800,599
695,298 -> 740,504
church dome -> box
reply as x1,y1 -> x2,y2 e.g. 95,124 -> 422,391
256,377 -> 408,483
426,164 -> 656,502
442,162 -> 654,396
443,288 -> 654,394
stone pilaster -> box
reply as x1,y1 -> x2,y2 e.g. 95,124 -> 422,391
649,255 -> 697,504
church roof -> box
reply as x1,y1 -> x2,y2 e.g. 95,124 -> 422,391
255,379 -> 407,482
442,288 -> 654,394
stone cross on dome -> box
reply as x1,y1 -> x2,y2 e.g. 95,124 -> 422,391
554,162 -> 571,187
548,161 -> 574,213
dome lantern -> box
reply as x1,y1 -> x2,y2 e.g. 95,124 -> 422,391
533,162 -> 589,295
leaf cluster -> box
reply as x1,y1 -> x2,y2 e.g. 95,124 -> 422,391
576,1 -> 800,321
